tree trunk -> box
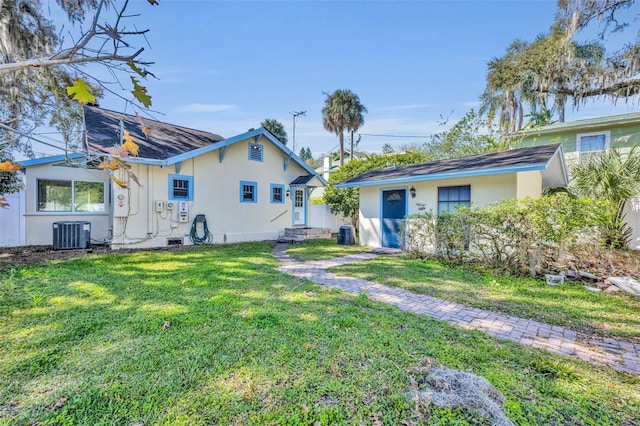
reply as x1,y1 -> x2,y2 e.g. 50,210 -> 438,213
350,130 -> 354,163
339,130 -> 344,167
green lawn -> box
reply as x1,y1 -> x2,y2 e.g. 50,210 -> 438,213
0,243 -> 638,425
285,238 -> 372,261
328,252 -> 640,343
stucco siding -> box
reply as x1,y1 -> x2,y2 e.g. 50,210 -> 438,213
23,164 -> 111,246
358,173 -> 530,247
111,137 -> 313,249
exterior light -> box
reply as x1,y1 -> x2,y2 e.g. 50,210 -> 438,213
286,189 -> 290,198
410,186 -> 416,198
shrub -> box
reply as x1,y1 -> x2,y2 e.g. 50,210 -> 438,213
402,194 -> 611,276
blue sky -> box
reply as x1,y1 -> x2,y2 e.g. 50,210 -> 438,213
43,0 -> 639,158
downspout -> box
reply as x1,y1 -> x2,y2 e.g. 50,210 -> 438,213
147,165 -> 153,236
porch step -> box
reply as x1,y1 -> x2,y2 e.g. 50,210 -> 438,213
278,227 -> 331,243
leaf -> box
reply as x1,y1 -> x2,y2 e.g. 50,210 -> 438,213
66,78 -> 96,105
162,321 -> 170,330
147,0 -> 159,5
135,113 -> 153,136
0,195 -> 9,209
128,61 -> 147,78
122,130 -> 140,156
98,159 -> 119,170
131,76 -> 152,107
0,160 -> 21,171
110,176 -> 128,189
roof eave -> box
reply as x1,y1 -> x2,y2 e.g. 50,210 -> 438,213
335,163 -> 548,188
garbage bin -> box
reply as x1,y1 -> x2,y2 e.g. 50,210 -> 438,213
337,225 -> 355,245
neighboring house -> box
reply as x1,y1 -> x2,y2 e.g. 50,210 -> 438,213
335,144 -> 568,249
19,106 -> 325,249
518,113 -> 640,250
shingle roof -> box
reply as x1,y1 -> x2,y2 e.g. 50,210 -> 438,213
337,144 -> 563,187
83,106 -> 224,161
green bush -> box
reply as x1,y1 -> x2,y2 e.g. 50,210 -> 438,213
402,194 -> 611,275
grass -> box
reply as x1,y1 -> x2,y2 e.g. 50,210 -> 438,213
0,242 -> 637,425
327,251 -> 640,343
285,238 -> 372,261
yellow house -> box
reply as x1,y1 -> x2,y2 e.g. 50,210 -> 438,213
335,144 -> 568,248
20,106 -> 325,249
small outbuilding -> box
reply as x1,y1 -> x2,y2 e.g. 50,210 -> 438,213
335,144 -> 568,248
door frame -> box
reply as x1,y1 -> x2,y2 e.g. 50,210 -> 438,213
379,186 -> 408,248
291,185 -> 307,226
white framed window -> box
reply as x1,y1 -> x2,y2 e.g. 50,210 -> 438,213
37,179 -> 105,213
577,131 -> 610,162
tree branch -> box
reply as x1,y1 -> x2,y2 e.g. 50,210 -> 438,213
0,48 -> 147,73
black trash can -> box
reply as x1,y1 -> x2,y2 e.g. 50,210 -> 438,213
337,225 -> 355,245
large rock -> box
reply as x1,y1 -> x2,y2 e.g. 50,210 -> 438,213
608,277 -> 640,296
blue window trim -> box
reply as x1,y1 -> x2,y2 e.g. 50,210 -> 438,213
270,183 -> 285,204
168,174 -> 194,201
248,143 -> 264,162
240,180 -> 258,203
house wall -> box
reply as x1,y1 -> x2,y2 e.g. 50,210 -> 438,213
359,173 -> 530,247
23,164 -> 111,246
519,121 -> 640,153
111,136 -> 315,249
520,121 -> 640,250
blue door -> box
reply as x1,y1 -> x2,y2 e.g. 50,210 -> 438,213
382,189 -> 406,248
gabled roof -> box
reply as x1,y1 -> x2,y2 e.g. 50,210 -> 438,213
336,144 -> 567,188
84,105 -> 224,160
21,107 -> 326,186
518,112 -> 640,136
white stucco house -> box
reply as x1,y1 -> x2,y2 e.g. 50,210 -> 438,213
335,144 -> 569,248
18,106 -> 326,249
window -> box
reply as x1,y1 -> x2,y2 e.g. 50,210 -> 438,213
37,179 -> 105,213
437,185 -> 470,215
270,184 -> 285,204
240,181 -> 257,203
168,175 -> 193,201
577,131 -> 609,161
249,143 -> 264,162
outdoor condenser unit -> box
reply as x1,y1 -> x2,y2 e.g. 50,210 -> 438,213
52,221 -> 91,250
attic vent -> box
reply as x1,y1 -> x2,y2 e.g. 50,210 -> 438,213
249,143 -> 263,161
52,221 -> 91,250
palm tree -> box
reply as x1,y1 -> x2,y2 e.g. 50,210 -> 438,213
261,118 -> 288,145
322,89 -> 367,166
569,146 -> 640,248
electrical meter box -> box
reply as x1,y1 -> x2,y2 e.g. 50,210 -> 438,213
178,201 -> 189,222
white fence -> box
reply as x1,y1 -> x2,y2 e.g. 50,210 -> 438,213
309,204 -> 348,233
0,191 -> 26,247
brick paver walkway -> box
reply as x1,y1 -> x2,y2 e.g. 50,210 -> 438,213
273,243 -> 640,375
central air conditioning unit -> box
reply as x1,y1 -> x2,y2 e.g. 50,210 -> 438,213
52,221 -> 91,250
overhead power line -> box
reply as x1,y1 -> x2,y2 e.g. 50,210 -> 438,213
360,133 -> 431,138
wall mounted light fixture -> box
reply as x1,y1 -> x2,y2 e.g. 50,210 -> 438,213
410,186 -> 416,198
286,189 -> 290,198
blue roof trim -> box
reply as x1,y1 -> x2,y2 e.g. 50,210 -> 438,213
164,128 -> 326,185
335,163 -> 547,188
19,153 -> 84,167
19,129 -> 327,187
